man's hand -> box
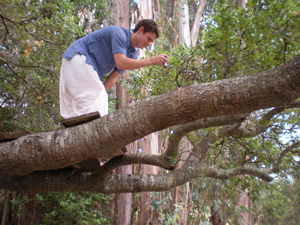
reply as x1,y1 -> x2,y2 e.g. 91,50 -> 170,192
114,53 -> 168,70
150,54 -> 168,66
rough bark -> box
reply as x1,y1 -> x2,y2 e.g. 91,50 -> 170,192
0,54 -> 300,193
1,54 -> 299,175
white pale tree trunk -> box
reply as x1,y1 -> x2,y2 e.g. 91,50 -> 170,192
138,0 -> 153,20
176,1 -> 207,222
231,0 -> 248,8
136,1 -> 160,224
191,0 -> 207,47
178,0 -> 191,47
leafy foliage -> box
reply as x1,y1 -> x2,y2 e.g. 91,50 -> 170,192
149,191 -> 184,225
0,0 -> 108,132
0,1 -> 112,224
36,192 -> 114,224
259,176 -> 300,225
125,0 -> 300,99
5,192 -> 114,224
139,0 -> 300,223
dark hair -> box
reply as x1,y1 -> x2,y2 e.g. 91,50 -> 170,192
133,19 -> 159,38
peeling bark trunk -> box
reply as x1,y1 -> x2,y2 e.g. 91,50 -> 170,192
173,139 -> 191,225
138,0 -> 154,20
138,133 -> 159,224
1,191 -> 11,225
114,78 -> 133,225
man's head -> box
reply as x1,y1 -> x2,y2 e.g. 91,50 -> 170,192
131,19 -> 159,49
133,19 -> 160,38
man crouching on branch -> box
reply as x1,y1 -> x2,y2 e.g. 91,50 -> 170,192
60,19 -> 168,119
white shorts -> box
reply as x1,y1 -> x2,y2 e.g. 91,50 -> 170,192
59,55 -> 108,119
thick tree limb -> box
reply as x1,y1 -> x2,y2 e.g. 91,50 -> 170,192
100,114 -> 248,174
0,131 -> 272,193
0,54 -> 300,177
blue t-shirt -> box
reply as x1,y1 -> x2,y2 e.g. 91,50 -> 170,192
63,26 -> 137,80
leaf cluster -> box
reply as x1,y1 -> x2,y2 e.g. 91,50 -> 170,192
7,192 -> 114,224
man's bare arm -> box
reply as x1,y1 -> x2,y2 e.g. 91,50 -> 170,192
114,53 -> 168,70
103,70 -> 120,91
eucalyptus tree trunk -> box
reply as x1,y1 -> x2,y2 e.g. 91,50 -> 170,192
174,139 -> 192,225
176,1 -> 208,223
135,1 -> 160,224
191,0 -> 207,47
108,0 -> 133,224
230,0 -> 248,8
178,0 -> 191,47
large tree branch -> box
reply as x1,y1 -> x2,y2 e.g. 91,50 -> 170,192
0,54 -> 300,176
0,130 -> 216,193
162,114 -> 248,158
191,0 -> 207,47
99,114 -> 248,175
0,132 -> 272,193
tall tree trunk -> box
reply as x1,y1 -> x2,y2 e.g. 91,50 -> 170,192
178,0 -> 191,47
138,133 -> 160,224
108,0 -> 133,225
173,1 -> 206,222
230,0 -> 248,8
234,186 -> 250,224
135,1 -> 160,224
138,0 -> 154,20
1,191 -> 11,225
175,0 -> 192,220
191,0 -> 207,47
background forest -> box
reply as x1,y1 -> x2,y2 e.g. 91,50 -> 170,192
1,0 -> 300,224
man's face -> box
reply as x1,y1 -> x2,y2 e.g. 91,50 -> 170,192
136,27 -> 157,49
